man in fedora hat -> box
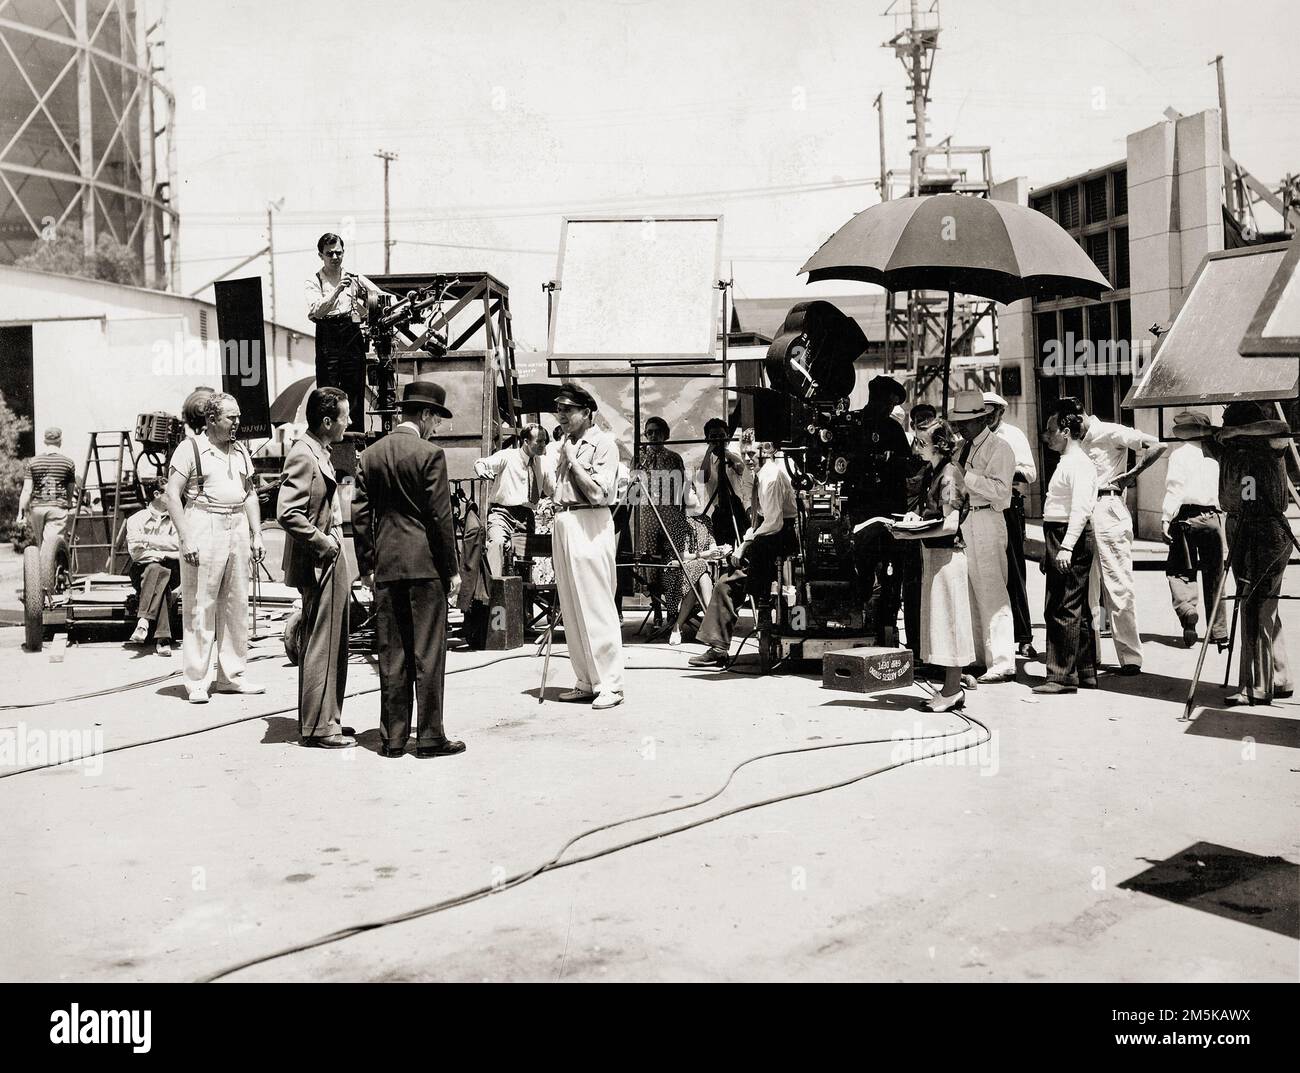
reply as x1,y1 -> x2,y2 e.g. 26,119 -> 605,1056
543,382 -> 625,710
1161,410 -> 1229,649
985,391 -> 1038,659
950,389 -> 1017,682
353,380 -> 465,758
1214,402 -> 1293,706
1057,397 -> 1166,676
848,375 -> 910,642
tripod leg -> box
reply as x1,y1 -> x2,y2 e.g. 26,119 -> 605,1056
539,608 -> 559,704
1185,546 -> 1235,721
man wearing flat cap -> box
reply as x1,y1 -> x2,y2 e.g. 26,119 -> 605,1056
1161,410 -> 1228,649
849,375 -> 910,642
353,380 -> 465,758
543,383 -> 625,710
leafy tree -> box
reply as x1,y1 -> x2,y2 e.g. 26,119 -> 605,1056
0,390 -> 32,544
15,222 -> 142,287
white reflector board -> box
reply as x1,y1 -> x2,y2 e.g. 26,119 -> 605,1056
548,215 -> 722,372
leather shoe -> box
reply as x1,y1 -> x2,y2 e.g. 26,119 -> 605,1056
1080,676 -> 1099,689
688,648 -> 728,667
303,734 -> 356,749
213,679 -> 267,695
1032,681 -> 1076,695
379,745 -> 406,758
558,688 -> 596,702
977,671 -> 1015,684
417,739 -> 466,758
592,691 -> 624,710
1016,643 -> 1038,660
1115,664 -> 1142,676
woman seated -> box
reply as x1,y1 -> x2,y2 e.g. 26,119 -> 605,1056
665,490 -> 732,645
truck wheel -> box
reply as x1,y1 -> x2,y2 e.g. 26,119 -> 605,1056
23,546 -> 44,652
41,536 -> 69,594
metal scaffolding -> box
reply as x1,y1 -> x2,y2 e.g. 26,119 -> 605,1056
0,0 -> 179,288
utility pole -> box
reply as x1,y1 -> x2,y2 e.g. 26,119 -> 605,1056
1209,55 -> 1238,221
266,197 -> 283,399
375,149 -> 398,273
876,92 -> 893,372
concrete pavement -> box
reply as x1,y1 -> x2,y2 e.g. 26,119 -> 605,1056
0,566 -> 1295,982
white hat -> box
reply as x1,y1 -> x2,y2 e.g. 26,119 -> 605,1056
949,390 -> 992,421
983,391 -> 1008,409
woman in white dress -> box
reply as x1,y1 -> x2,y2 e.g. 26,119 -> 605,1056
887,419 -> 974,711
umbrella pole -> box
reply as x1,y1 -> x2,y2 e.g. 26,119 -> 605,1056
941,290 -> 955,418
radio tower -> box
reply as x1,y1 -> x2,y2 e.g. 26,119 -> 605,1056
879,1 -> 996,397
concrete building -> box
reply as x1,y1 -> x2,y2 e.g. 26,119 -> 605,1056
994,108 -> 1231,538
0,264 -> 314,469
0,0 -> 179,287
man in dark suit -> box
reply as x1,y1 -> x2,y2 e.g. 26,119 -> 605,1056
352,380 -> 465,759
278,387 -> 355,749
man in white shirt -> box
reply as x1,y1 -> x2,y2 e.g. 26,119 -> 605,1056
474,424 -> 548,577
543,384 -> 625,711
306,233 -> 381,434
1161,411 -> 1228,648
1033,411 -> 1100,694
951,391 -> 1017,682
690,432 -> 798,668
125,478 -> 181,656
985,392 -> 1039,658
696,418 -> 753,548
1065,397 -> 1167,674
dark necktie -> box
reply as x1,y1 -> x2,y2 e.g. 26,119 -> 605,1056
750,475 -> 761,527
528,456 -> 539,505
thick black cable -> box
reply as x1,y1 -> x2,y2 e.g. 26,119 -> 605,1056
200,708 -> 990,982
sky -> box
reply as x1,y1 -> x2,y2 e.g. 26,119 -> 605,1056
161,0 -> 1300,351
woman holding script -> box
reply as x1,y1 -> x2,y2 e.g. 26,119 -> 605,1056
882,419 -> 974,712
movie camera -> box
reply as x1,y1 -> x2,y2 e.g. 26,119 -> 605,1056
361,276 -> 457,435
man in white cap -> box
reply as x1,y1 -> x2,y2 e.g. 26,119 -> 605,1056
1162,410 -> 1228,648
1057,397 -> 1166,675
984,391 -> 1038,659
544,383 -> 625,710
950,390 -> 1017,682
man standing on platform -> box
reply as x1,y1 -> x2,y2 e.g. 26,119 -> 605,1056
474,423 -> 548,576
951,390 -> 1017,682
985,391 -> 1038,659
1058,396 -> 1166,675
353,381 -> 464,758
278,387 -> 356,749
545,384 -> 625,710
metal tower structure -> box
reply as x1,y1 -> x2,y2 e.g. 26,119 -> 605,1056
879,0 -> 998,396
0,0 -> 179,288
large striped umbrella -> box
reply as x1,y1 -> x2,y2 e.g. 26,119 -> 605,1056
800,194 -> 1111,414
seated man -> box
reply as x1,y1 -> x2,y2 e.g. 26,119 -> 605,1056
474,423 -> 548,576
689,432 -> 798,667
125,478 -> 182,656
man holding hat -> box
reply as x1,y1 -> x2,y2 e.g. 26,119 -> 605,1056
353,380 -> 465,758
1161,411 -> 1228,649
950,389 -> 1017,682
543,383 -> 625,710
985,391 -> 1038,658
849,375 -> 911,642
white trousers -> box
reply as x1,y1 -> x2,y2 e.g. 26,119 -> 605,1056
964,508 -> 1016,676
180,507 -> 250,693
552,508 -> 624,695
1088,496 -> 1142,668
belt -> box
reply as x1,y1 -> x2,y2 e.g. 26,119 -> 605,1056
553,503 -> 608,513
969,504 -> 995,512
189,500 -> 246,515
1098,488 -> 1122,496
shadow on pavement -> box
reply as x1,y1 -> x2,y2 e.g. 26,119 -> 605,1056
1185,706 -> 1300,749
1119,841 -> 1299,939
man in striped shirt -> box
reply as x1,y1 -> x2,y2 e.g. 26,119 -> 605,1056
15,427 -> 77,550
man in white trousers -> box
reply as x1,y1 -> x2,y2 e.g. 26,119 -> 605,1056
164,392 -> 266,704
1058,396 -> 1166,675
544,383 -> 625,710
951,390 -> 1018,682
